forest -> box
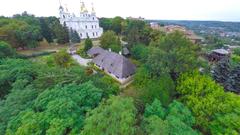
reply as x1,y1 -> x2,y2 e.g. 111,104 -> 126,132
0,14 -> 240,135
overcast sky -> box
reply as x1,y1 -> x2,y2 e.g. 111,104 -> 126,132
0,0 -> 240,22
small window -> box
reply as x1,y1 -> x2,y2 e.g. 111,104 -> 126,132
96,32 -> 98,36
93,32 -> 95,36
92,25 -> 94,29
110,63 -> 113,67
85,25 -> 87,29
95,25 -> 97,28
86,33 -> 88,37
80,33 -> 82,37
93,17 -> 95,20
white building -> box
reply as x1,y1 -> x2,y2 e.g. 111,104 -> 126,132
59,2 -> 103,39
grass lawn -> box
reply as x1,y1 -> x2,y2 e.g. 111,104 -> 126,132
17,40 -> 69,56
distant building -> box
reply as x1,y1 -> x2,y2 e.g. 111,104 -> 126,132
152,25 -> 204,44
208,49 -> 230,62
59,2 -> 103,39
87,47 -> 136,84
127,16 -> 145,21
150,22 -> 160,29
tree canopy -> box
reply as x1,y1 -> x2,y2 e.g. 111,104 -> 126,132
81,96 -> 137,135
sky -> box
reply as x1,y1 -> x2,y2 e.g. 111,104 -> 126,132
0,0 -> 240,22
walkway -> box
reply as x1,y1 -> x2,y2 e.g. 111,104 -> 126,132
72,54 -> 92,66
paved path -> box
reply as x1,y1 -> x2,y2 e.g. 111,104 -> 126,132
72,54 -> 92,66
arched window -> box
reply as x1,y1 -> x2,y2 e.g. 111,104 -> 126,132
93,32 -> 95,36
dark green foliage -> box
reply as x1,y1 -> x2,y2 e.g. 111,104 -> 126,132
0,59 -> 37,99
84,37 -> 93,52
142,99 -> 199,135
90,74 -> 120,97
148,31 -> 201,79
134,66 -> 175,106
0,41 -> 15,58
53,49 -> 73,68
131,44 -> 149,62
111,16 -> 124,35
70,29 -> 80,43
81,96 -> 136,135
213,58 -> 240,93
0,86 -> 38,134
99,18 -> 112,31
41,16 -> 69,44
55,22 -> 69,44
124,20 -> 151,46
6,82 -> 103,135
39,17 -> 53,42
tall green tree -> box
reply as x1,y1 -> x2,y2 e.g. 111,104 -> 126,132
147,31 -> 201,79
84,37 -> 93,52
100,30 -> 121,52
81,96 -> 137,135
39,17 -> 53,43
111,16 -> 124,35
70,29 -> 80,43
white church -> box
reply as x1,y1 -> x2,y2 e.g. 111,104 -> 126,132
59,2 -> 103,39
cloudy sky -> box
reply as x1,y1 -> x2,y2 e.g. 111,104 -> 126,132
0,0 -> 240,21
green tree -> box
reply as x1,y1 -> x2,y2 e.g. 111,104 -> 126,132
124,19 -> 151,46
53,49 -> 73,68
99,18 -> 112,31
100,30 -> 121,52
0,59 -> 37,99
134,67 -> 175,105
142,115 -> 169,135
81,96 -> 137,135
142,99 -> 199,135
0,17 -> 41,49
177,71 -> 240,133
70,29 -> 80,43
0,41 -> 15,58
39,17 -> 53,42
144,99 -> 166,119
6,82 -> 103,135
148,31 -> 201,79
131,44 -> 149,62
111,16 -> 124,35
84,37 -> 93,52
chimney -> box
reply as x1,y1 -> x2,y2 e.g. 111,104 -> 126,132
108,48 -> 111,52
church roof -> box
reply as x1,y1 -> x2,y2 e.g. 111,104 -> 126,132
87,47 -> 105,57
88,47 -> 136,78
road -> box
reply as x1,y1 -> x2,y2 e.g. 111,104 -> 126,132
72,54 -> 92,66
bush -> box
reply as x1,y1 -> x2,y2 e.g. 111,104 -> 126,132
53,49 -> 73,68
0,41 -> 15,58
